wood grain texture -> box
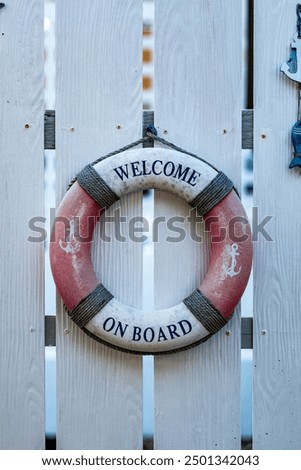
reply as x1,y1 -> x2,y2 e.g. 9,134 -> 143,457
153,0 -> 242,449
56,0 -> 144,449
253,0 -> 301,450
0,0 -> 45,449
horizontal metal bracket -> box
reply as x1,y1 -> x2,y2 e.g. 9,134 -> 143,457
45,315 -> 253,349
44,110 -> 254,150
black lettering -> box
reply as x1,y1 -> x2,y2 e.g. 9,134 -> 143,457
103,317 -> 115,332
158,327 -> 168,342
187,169 -> 201,186
178,320 -> 192,336
141,160 -> 151,176
163,161 -> 176,177
173,164 -> 190,182
143,327 -> 155,342
152,160 -> 163,175
132,326 -> 142,341
167,324 -> 180,339
113,164 -> 129,181
114,321 -> 128,338
130,161 -> 142,177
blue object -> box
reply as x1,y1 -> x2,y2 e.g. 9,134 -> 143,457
289,120 -> 301,168
146,124 -> 157,136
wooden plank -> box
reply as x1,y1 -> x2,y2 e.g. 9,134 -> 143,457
253,0 -> 301,449
153,0 -> 242,449
45,110 -> 254,150
55,0 -> 143,449
0,0 -> 45,449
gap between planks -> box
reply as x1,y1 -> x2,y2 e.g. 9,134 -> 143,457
45,108 -> 253,349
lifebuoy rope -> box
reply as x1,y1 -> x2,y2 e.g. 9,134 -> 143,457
66,284 -> 228,344
66,292 -> 221,356
190,171 -> 233,216
64,131 -> 236,352
68,284 -> 113,329
76,164 -> 119,208
51,129 -> 252,354
68,128 -> 224,189
183,289 -> 228,335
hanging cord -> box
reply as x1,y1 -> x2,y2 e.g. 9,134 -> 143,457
298,83 -> 301,122
68,135 -> 149,188
294,4 -> 301,120
148,131 -> 220,172
68,127 -> 220,189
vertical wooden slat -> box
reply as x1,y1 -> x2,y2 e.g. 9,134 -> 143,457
153,0 -> 243,449
0,0 -> 45,449
56,0 -> 144,449
253,0 -> 301,449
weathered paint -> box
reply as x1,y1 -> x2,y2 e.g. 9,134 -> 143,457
50,148 -> 252,353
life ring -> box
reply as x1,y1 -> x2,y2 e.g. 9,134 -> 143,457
50,147 -> 252,354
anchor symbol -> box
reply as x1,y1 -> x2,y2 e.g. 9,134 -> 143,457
226,243 -> 241,278
59,219 -> 80,254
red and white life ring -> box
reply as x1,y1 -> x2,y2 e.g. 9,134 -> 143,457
50,147 -> 252,354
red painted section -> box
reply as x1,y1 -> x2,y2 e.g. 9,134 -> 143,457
50,183 -> 103,311
50,184 -> 252,320
200,190 -> 252,319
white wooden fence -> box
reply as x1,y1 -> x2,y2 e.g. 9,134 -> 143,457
1,0 -> 301,450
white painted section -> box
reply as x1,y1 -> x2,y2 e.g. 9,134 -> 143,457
56,0 -> 144,449
253,0 -> 301,450
86,299 -> 210,353
153,0 -> 242,450
0,0 -> 45,449
5,0 -> 301,452
94,147 -> 217,202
